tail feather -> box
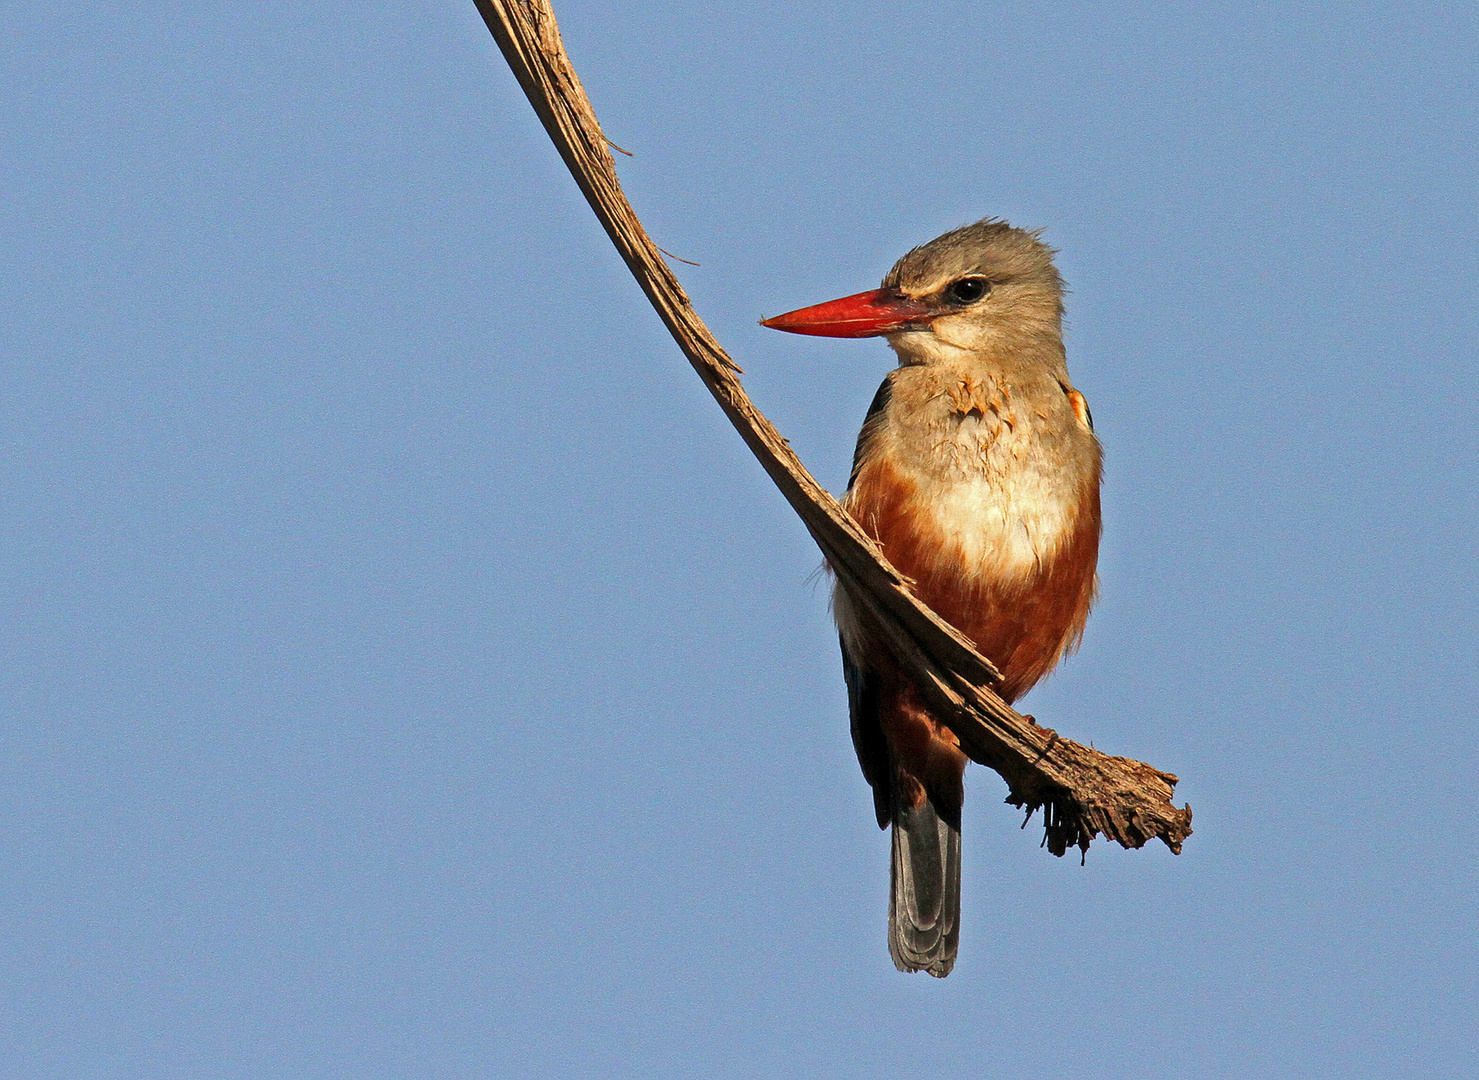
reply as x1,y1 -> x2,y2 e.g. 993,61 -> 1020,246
888,802 -> 961,977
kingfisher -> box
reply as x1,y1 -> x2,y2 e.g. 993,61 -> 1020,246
762,220 -> 1101,976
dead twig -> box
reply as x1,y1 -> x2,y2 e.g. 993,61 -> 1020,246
471,0 -> 1192,857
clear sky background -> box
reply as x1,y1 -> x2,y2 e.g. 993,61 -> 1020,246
3,2 -> 1475,1077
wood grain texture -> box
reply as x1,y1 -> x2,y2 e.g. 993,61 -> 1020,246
471,0 -> 1191,857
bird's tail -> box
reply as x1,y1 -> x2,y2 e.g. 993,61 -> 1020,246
888,801 -> 961,977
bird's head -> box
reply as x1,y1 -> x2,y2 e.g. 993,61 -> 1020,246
761,219 -> 1064,360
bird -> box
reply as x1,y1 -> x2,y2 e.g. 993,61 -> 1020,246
761,219 -> 1101,977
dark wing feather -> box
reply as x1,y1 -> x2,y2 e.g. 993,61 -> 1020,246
842,372 -> 898,830
841,635 -> 892,830
848,373 -> 894,489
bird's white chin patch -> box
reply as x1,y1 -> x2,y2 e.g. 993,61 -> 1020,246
887,330 -> 971,367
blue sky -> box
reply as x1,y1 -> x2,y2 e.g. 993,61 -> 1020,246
2,2 -> 1475,1077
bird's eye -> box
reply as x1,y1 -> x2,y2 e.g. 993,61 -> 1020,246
944,277 -> 991,305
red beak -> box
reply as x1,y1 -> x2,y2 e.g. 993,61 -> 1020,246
760,289 -> 937,338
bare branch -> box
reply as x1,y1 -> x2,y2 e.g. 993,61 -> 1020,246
471,0 -> 1192,857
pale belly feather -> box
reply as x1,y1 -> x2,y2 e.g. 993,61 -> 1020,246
901,412 -> 1081,586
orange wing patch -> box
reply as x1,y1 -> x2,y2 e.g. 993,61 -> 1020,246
1066,388 -> 1094,432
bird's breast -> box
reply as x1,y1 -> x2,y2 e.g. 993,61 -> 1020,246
841,391 -> 1101,701
919,431 -> 1079,582
855,400 -> 1091,586
849,454 -> 1083,592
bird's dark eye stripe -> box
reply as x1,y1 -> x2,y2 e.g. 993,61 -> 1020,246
944,277 -> 991,304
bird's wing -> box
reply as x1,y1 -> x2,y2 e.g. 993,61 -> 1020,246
842,637 -> 892,830
841,371 -> 900,830
848,373 -> 894,490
